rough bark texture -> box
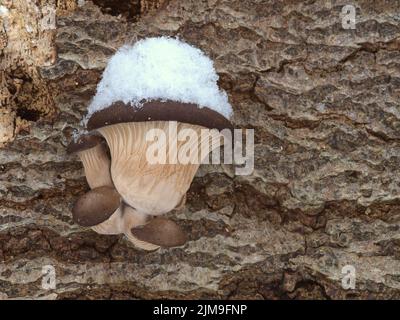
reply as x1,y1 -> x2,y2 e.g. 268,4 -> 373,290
0,0 -> 400,299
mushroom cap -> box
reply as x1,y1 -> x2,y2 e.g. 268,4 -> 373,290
86,100 -> 233,132
87,37 -> 233,120
131,217 -> 187,247
67,133 -> 104,154
72,186 -> 121,227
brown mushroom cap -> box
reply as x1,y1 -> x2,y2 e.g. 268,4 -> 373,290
67,133 -> 104,154
86,100 -> 233,132
67,134 -> 104,153
131,217 -> 187,247
72,186 -> 121,227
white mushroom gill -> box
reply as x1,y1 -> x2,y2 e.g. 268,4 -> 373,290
77,143 -> 113,189
97,121 -> 224,216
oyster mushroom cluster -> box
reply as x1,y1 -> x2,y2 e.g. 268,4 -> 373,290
68,37 -> 233,250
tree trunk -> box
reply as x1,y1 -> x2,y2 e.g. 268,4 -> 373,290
0,0 -> 399,299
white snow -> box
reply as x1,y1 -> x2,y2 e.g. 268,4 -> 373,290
86,37 -> 233,120
0,6 -> 9,16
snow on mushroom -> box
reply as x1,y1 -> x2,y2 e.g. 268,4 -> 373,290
72,36 -> 233,248
85,36 -> 232,120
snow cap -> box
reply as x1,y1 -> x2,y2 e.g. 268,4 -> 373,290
85,37 -> 233,128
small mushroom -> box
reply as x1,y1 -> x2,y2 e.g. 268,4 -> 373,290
119,206 -> 160,250
67,133 -> 160,250
131,217 -> 187,247
92,205 -> 160,251
72,185 -> 120,227
67,134 -> 119,226
66,134 -> 113,189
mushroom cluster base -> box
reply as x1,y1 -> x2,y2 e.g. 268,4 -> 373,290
72,134 -> 160,250
92,206 -> 160,251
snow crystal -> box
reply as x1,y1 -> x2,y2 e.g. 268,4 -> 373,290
72,128 -> 88,143
0,6 -> 9,16
86,37 -> 233,120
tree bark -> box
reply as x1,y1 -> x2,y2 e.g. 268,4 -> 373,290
0,0 -> 399,299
